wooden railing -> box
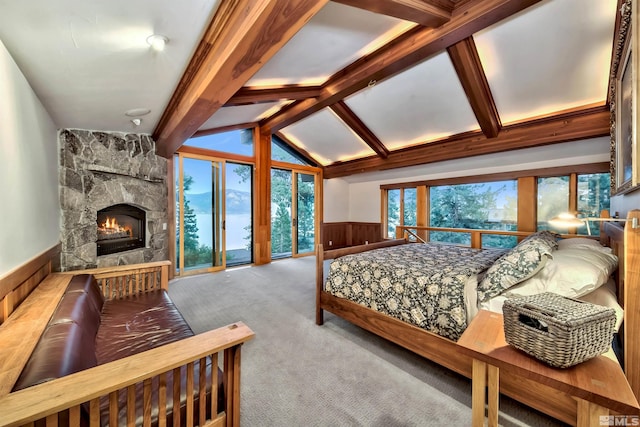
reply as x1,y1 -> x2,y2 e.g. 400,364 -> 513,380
0,322 -> 254,427
61,260 -> 171,298
395,225 -> 582,249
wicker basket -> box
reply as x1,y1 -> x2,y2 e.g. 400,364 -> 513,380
502,292 -> 616,368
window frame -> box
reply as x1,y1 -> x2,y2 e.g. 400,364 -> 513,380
381,163 -> 609,240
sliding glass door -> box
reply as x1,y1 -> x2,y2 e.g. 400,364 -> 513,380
176,154 -> 253,275
271,168 -> 318,259
271,169 -> 292,258
296,172 -> 315,254
225,162 -> 253,266
177,156 -> 224,273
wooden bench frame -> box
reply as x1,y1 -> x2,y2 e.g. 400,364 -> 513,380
0,258 -> 254,427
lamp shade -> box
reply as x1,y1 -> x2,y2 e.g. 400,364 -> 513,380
548,212 -> 586,228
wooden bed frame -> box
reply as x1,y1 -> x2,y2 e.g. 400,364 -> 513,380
315,210 -> 640,425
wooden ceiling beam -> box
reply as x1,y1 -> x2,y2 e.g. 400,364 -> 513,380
331,0 -> 453,27
262,0 -> 542,133
329,101 -> 390,158
225,85 -> 323,107
152,0 -> 329,158
447,36 -> 501,138
323,105 -> 610,179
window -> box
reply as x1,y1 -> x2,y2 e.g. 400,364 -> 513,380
270,168 -> 319,259
382,168 -> 610,245
270,137 -> 319,259
577,173 -> 610,236
175,128 -> 257,275
385,188 -> 418,239
429,181 -> 518,248
387,189 -> 401,238
540,172 -> 610,236
404,188 -> 417,227
537,176 -> 569,231
176,157 -> 224,272
184,129 -> 253,156
225,162 -> 253,266
272,136 -> 312,166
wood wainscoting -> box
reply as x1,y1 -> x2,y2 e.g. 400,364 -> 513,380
321,222 -> 382,250
0,243 -> 61,324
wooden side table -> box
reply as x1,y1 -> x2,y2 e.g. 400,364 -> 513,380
458,310 -> 639,427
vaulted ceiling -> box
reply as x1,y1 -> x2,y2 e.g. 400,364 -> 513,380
156,0 -> 617,178
0,0 -> 619,179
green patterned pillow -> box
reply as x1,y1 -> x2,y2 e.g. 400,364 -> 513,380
522,230 -> 559,248
477,234 -> 556,302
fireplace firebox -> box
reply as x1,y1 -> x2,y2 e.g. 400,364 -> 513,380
96,204 -> 146,256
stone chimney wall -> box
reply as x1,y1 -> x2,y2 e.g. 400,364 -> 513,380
59,129 -> 169,271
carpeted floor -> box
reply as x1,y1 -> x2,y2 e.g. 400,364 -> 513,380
168,256 -> 567,427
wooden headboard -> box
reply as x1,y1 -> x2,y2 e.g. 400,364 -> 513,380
602,209 -> 640,400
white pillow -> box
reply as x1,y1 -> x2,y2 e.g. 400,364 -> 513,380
578,279 -> 623,332
557,237 -> 612,254
502,247 -> 618,299
481,279 -> 624,333
500,273 -> 547,297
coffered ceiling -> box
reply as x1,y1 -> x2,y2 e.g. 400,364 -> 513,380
0,0 -> 619,178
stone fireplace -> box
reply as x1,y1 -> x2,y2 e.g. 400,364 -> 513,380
59,129 -> 169,271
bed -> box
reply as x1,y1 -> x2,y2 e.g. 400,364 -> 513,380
315,210 -> 640,425
325,242 -> 506,341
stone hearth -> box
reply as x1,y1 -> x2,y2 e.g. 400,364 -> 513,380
59,129 -> 169,271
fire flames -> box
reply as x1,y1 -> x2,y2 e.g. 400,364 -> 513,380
97,217 -> 132,239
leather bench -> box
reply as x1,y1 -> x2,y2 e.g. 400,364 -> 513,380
13,274 -> 223,426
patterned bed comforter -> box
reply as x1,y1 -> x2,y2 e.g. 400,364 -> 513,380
325,243 -> 506,341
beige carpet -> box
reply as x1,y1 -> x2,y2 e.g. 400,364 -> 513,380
168,256 -> 566,427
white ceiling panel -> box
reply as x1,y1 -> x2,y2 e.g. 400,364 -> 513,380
198,102 -> 288,130
474,0 -> 617,125
345,51 -> 479,150
246,2 -> 414,86
0,0 -> 220,134
280,109 -> 375,166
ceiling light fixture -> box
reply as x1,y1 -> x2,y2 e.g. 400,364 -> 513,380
146,34 -> 169,51
125,108 -> 151,117
131,118 -> 142,126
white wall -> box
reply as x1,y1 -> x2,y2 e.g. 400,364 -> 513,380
324,137 -> 611,223
611,191 -> 640,219
0,40 -> 59,276
322,178 -> 350,222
